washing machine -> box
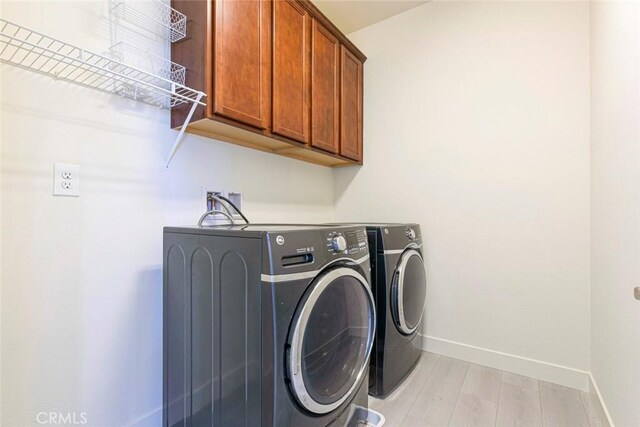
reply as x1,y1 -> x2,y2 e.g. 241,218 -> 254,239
332,223 -> 427,397
163,224 -> 376,426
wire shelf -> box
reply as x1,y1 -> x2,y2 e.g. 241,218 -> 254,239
110,0 -> 187,43
109,41 -> 185,86
0,19 -> 205,109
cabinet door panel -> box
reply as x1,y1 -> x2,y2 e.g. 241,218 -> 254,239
214,0 -> 270,129
311,20 -> 340,154
340,46 -> 363,162
272,0 -> 310,143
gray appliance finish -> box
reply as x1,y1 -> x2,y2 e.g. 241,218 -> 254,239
332,223 -> 427,397
163,224 -> 376,427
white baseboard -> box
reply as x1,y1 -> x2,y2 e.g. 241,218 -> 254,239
420,334 -> 590,391
589,373 -> 615,427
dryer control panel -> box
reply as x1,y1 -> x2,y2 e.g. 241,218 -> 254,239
374,223 -> 423,254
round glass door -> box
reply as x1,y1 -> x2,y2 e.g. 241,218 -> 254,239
391,249 -> 427,335
288,267 -> 376,414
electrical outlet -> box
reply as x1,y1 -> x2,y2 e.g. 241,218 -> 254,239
227,192 -> 242,212
53,163 -> 80,197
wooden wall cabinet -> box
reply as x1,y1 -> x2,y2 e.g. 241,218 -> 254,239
272,0 -> 310,143
171,0 -> 366,167
339,46 -> 363,162
213,0 -> 271,129
310,20 -> 340,154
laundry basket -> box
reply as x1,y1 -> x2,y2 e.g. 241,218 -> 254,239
347,406 -> 386,427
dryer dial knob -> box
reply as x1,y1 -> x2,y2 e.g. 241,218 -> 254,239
332,235 -> 347,252
407,228 -> 416,240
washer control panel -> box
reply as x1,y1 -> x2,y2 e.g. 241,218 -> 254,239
326,228 -> 367,256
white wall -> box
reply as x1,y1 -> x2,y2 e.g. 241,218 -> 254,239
335,1 -> 591,387
590,0 -> 640,425
0,2 -> 335,425
0,1 -> 3,419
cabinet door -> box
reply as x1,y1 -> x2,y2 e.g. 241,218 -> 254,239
340,46 -> 363,162
214,0 -> 270,129
310,20 -> 340,154
272,0 -> 310,143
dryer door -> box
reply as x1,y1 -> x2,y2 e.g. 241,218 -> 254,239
391,249 -> 427,335
288,267 -> 375,415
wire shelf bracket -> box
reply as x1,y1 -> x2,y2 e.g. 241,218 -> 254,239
0,19 -> 206,168
164,91 -> 203,168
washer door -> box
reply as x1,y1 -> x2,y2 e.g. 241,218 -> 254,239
288,267 -> 376,415
391,249 -> 427,335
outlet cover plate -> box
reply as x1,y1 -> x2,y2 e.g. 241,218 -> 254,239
53,163 -> 80,197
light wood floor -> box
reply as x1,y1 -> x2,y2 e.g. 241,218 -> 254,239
369,352 -> 608,427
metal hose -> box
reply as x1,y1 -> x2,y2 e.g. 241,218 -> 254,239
197,210 -> 235,227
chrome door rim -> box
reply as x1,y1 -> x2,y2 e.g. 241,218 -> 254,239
288,267 -> 376,414
392,249 -> 426,335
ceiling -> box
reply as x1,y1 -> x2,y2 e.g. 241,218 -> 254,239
313,0 -> 429,34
